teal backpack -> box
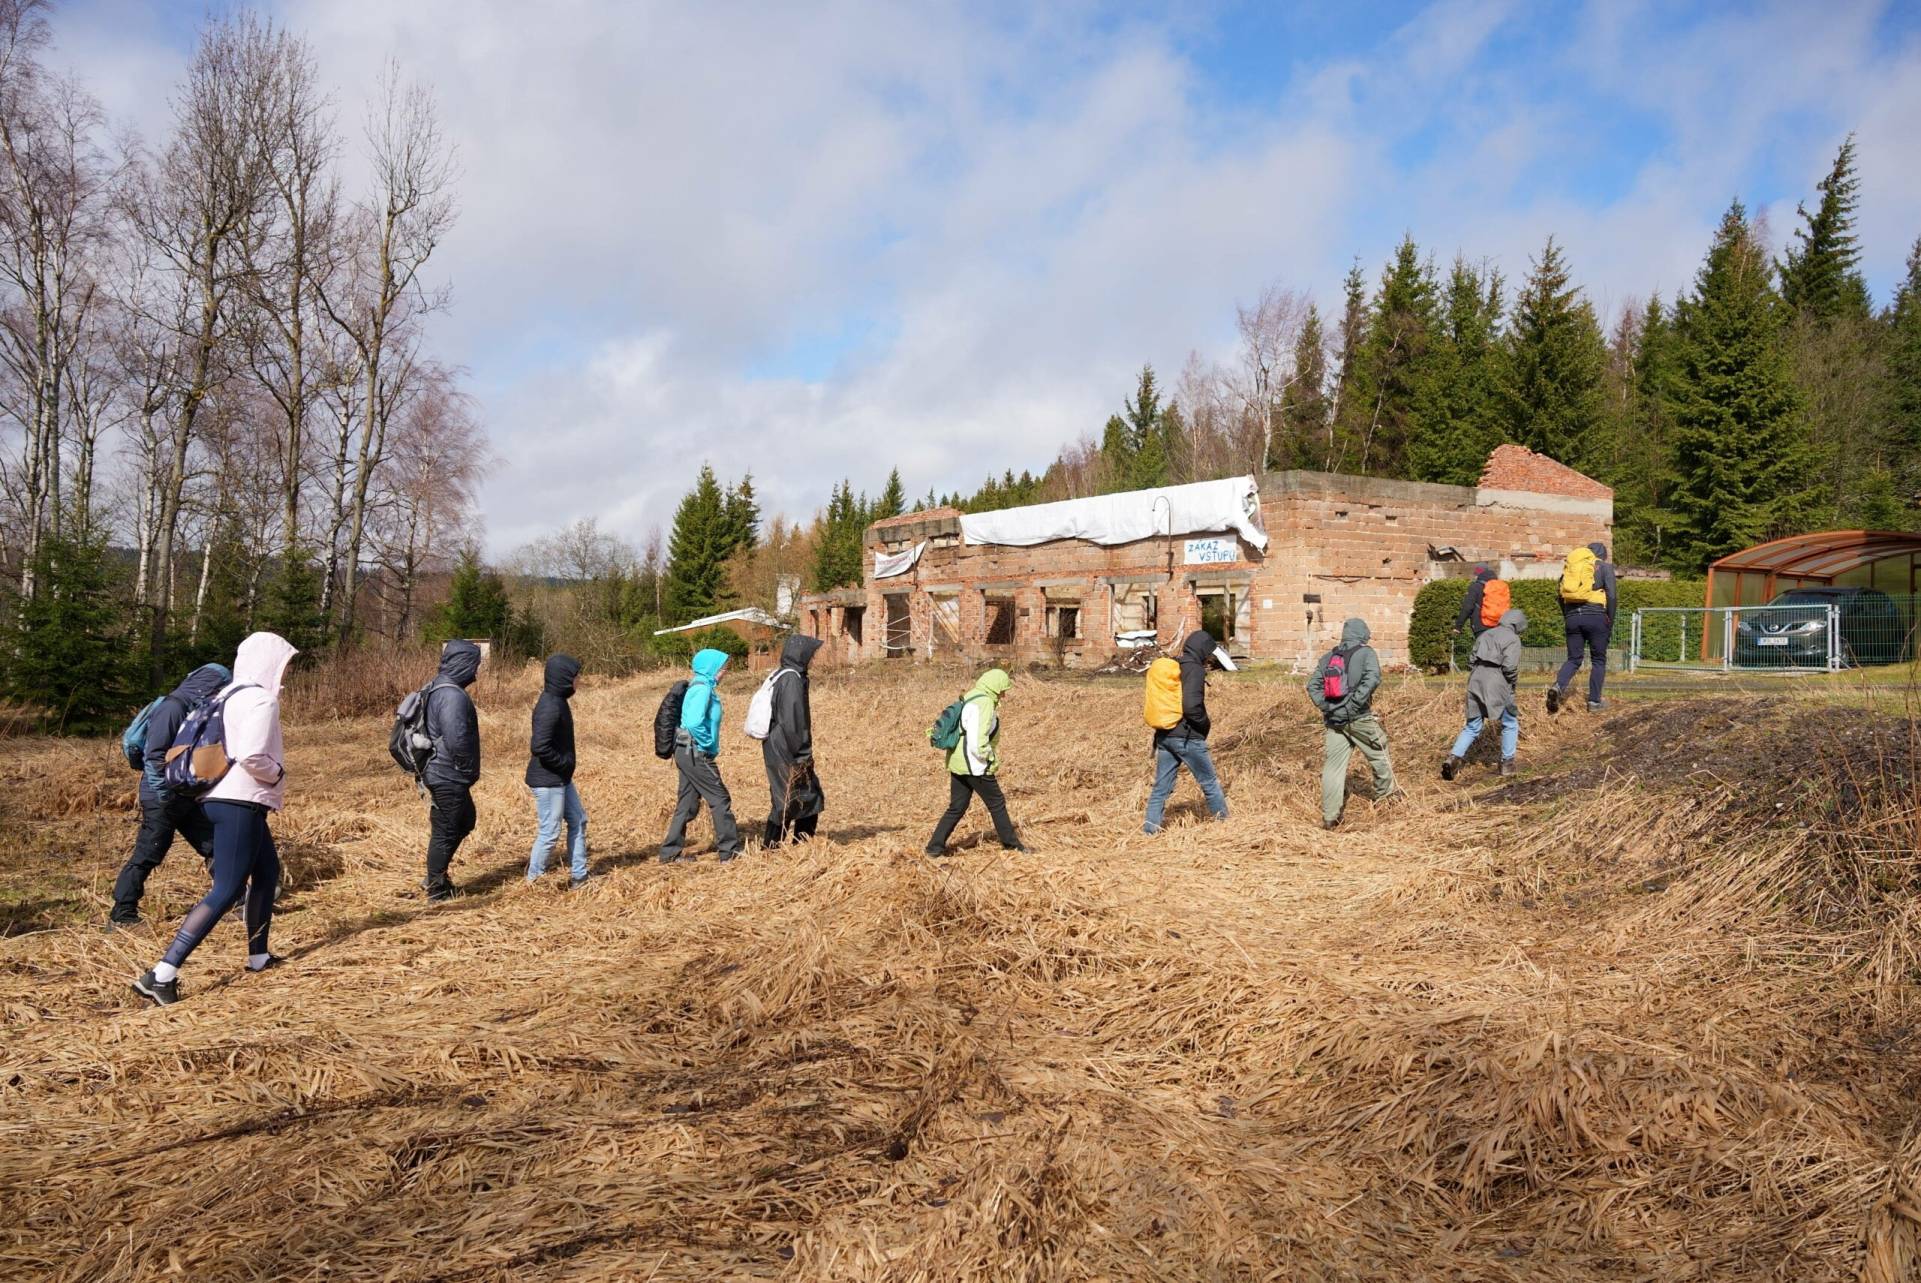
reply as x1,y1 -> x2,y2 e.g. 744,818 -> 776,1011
927,692 -> 986,751
120,696 -> 168,770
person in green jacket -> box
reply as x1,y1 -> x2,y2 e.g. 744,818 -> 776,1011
924,668 -> 1028,857
1307,617 -> 1396,830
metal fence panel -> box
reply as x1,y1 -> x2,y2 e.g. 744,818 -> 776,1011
1631,604 -> 1851,672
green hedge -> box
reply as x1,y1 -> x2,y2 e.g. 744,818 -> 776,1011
1409,576 -> 1706,670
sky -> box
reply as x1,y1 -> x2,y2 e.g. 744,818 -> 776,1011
46,0 -> 1921,556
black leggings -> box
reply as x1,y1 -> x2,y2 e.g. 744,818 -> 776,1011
925,774 -> 1021,853
162,801 -> 279,968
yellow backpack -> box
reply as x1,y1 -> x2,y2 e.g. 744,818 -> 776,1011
1559,547 -> 1606,606
1143,657 -> 1182,730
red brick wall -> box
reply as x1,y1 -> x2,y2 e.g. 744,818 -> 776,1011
799,465 -> 1612,668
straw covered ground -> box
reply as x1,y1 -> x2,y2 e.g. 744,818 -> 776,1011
1,663 -> 1919,1281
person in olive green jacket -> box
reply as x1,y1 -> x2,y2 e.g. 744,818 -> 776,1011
1307,617 -> 1396,829
924,669 -> 1028,856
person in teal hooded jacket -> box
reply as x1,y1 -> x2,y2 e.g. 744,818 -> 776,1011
660,648 -> 742,861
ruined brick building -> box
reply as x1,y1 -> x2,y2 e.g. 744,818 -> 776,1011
797,445 -> 1612,668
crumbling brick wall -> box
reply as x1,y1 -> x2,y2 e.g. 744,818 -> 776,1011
798,455 -> 1612,668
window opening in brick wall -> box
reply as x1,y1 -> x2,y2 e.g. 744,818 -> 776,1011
883,594 -> 910,658
1111,583 -> 1158,634
843,606 -> 864,647
985,597 -> 1016,646
929,593 -> 961,656
1195,587 -> 1249,652
1047,604 -> 1080,640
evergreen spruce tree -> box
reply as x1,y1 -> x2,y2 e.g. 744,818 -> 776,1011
1350,235 -> 1439,476
1122,365 -> 1172,489
873,468 -> 907,520
1408,257 -> 1505,485
9,531 -> 128,732
1327,261 -> 1370,471
1098,414 -> 1133,492
1499,237 -> 1608,472
261,542 -> 328,657
1278,302 -> 1330,469
662,464 -> 732,623
1611,295 -> 1681,562
809,480 -> 868,591
1890,239 -> 1921,461
1667,202 -> 1812,569
721,474 -> 761,556
431,548 -> 513,641
1780,135 -> 1872,325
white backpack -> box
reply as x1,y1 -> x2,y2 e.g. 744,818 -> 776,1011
742,669 -> 791,740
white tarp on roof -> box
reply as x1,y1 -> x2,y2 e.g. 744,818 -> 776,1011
653,607 -> 787,636
958,475 -> 1268,552
873,540 -> 925,580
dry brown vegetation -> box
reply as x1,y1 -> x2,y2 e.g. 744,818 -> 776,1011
1,664 -> 1919,1281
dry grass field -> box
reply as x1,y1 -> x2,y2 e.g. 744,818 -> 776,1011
1,662 -> 1919,1281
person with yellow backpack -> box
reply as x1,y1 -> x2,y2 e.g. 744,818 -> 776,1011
1141,630 -> 1231,834
1547,542 -> 1617,714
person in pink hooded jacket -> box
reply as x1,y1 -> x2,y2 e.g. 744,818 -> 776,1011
134,631 -> 297,1006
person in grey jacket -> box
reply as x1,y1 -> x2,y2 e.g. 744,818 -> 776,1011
422,640 -> 483,901
1443,607 -> 1528,780
1307,617 -> 1395,830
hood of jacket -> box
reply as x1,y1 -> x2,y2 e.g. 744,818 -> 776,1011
1340,617 -> 1371,648
542,653 -> 581,697
439,639 -> 483,688
967,668 -> 1012,701
231,632 -> 297,697
1471,564 -> 1492,582
779,634 -> 822,672
1499,607 -> 1529,634
171,662 -> 232,705
1587,541 -> 1609,560
691,648 -> 730,684
1181,629 -> 1219,665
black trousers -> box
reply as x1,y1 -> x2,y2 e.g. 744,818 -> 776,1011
111,796 -> 217,921
426,782 -> 476,896
925,774 -> 1021,854
161,801 -> 279,968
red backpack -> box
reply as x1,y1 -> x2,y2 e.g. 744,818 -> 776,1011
1479,579 -> 1511,629
1321,647 -> 1353,700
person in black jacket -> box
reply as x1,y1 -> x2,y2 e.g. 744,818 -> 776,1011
762,635 -> 825,847
523,653 -> 588,886
107,663 -> 231,928
1452,565 -> 1495,638
1142,629 -> 1230,834
422,640 -> 483,901
1548,542 -> 1618,714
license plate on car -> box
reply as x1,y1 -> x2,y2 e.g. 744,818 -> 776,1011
1757,637 -> 1789,646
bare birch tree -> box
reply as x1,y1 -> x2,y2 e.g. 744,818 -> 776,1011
321,58 -> 455,640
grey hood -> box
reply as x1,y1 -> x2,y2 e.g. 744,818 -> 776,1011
439,640 -> 483,688
1499,607 -> 1528,634
1340,617 -> 1371,648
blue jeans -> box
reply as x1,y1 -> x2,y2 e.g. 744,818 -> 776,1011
526,783 -> 588,881
1143,735 -> 1228,834
1451,708 -> 1520,761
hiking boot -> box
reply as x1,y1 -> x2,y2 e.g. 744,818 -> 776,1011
1545,686 -> 1563,715
1587,701 -> 1604,713
1321,818 -> 1341,831
1499,758 -> 1518,777
246,954 -> 285,973
105,914 -> 142,933
132,969 -> 179,1007
1441,755 -> 1463,782
568,876 -> 592,891
426,886 -> 456,903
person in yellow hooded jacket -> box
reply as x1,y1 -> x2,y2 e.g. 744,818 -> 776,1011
924,668 -> 1027,857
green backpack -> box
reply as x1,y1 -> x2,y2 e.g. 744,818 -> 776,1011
927,693 -> 985,751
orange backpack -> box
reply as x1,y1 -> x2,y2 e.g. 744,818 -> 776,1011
1478,579 -> 1511,629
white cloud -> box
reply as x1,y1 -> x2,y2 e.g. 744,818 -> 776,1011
42,0 -> 1921,557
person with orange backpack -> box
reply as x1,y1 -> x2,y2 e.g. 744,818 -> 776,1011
1547,542 -> 1617,714
1451,565 -> 1497,638
1142,630 -> 1231,834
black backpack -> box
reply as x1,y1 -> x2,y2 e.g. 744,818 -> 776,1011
390,679 -> 449,780
653,680 -> 689,760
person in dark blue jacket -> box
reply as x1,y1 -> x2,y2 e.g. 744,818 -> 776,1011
422,640 -> 483,901
524,654 -> 588,886
108,663 -> 231,928
660,648 -> 741,862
